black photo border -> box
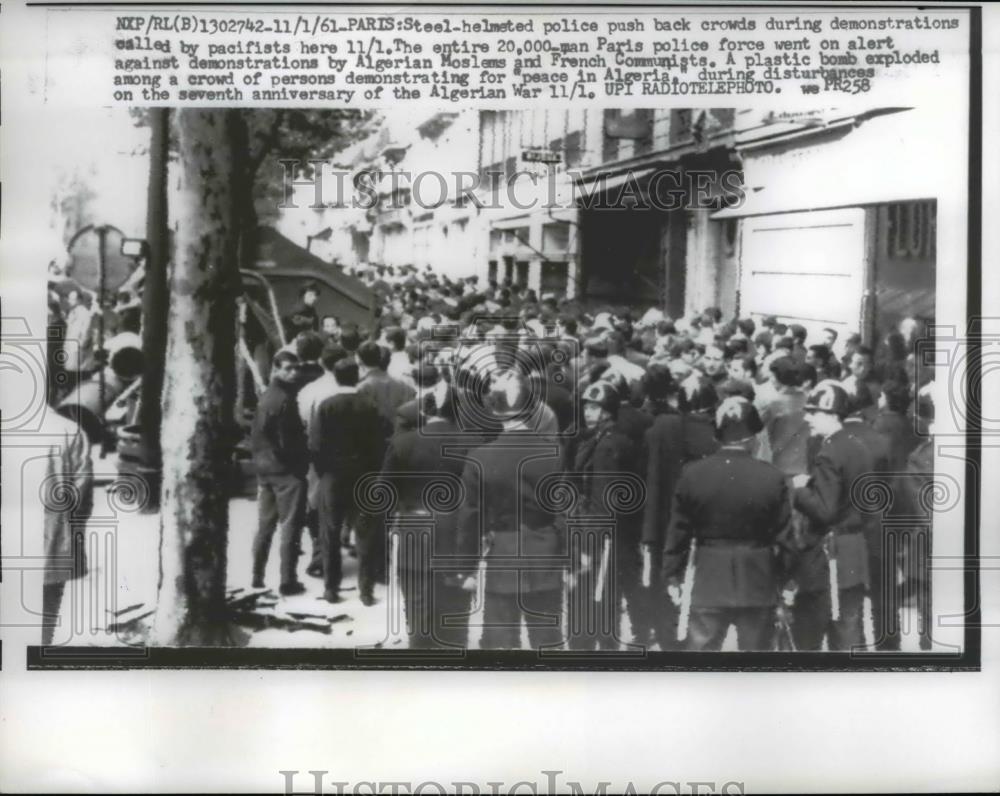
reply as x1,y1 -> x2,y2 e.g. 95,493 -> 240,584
23,0 -> 984,672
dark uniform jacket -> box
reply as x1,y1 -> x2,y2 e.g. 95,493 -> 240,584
641,412 -> 719,547
901,437 -> 934,580
843,417 -> 891,472
792,428 -> 876,592
572,422 -> 643,540
381,418 -> 472,572
843,416 -> 894,566
872,409 -> 920,472
310,389 -> 384,480
903,437 -> 934,515
457,434 -> 566,594
544,377 -> 576,434
251,380 -> 309,478
663,448 -> 791,608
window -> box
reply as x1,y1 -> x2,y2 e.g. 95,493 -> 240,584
541,261 -> 568,294
602,109 -> 620,163
633,109 -> 655,156
670,109 -> 694,146
887,201 -> 936,259
516,260 -> 530,287
504,156 -> 518,182
488,261 -> 498,283
564,130 -> 584,169
550,131 -> 584,170
481,161 -> 503,191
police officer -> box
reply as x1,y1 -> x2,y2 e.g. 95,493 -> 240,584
841,380 -> 894,650
568,381 -> 644,651
902,388 -> 935,651
380,376 -> 474,649
457,370 -> 566,650
663,397 -> 791,651
789,381 -> 875,650
641,374 -> 720,649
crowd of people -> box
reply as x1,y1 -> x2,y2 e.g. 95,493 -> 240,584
249,263 -> 937,653
46,258 -> 143,403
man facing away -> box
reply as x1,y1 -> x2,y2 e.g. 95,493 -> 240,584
356,340 -> 415,585
664,397 -> 792,651
250,351 -> 309,596
311,358 -> 385,605
457,370 -> 566,650
297,341 -> 348,578
380,378 -> 475,648
641,374 -> 720,649
754,356 -> 810,479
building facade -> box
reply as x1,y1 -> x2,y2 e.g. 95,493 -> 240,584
277,105 -> 940,346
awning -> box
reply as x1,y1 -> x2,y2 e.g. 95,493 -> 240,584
712,108 -> 942,220
576,166 -> 657,195
491,215 -> 532,231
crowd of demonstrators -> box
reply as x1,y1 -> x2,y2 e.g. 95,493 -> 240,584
249,261 -> 936,652
46,257 -> 142,404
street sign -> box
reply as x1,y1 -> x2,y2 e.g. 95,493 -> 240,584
522,149 -> 562,164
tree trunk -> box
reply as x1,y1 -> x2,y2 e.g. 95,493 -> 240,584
152,109 -> 247,646
138,108 -> 170,511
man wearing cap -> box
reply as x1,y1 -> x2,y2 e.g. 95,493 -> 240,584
568,381 -> 644,651
789,380 -> 876,650
663,397 -> 792,650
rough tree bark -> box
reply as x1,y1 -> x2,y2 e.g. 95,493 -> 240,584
138,107 -> 170,511
152,109 -> 248,646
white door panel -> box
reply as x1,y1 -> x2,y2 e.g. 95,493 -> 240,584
740,208 -> 866,342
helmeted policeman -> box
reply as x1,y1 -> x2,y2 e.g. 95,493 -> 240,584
663,397 -> 792,651
841,379 -> 894,650
902,388 -> 935,651
641,374 -> 720,649
380,377 -> 475,649
457,370 -> 566,649
568,381 -> 644,651
789,380 -> 876,650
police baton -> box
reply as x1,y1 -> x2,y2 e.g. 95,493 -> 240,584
594,534 -> 612,603
823,532 -> 841,621
676,538 -> 698,643
641,545 -> 652,589
463,534 -> 493,593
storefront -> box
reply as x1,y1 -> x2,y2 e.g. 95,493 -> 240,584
712,107 -> 943,349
